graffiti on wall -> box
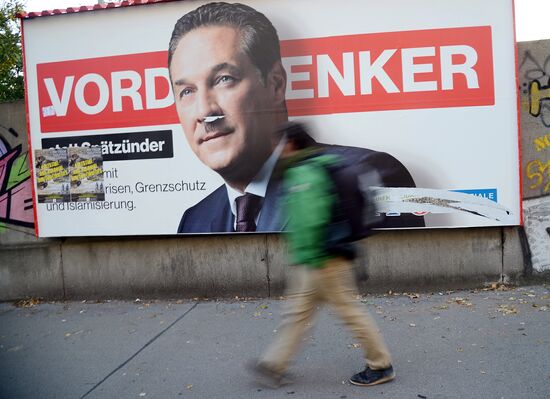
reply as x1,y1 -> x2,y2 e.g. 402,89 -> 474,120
518,41 -> 550,273
526,132 -> 550,194
521,50 -> 550,125
0,126 -> 34,230
523,197 -> 550,272
519,47 -> 550,199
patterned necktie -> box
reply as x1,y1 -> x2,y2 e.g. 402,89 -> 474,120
235,193 -> 262,232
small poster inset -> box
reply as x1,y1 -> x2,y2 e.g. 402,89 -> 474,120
68,146 -> 105,202
35,148 -> 70,203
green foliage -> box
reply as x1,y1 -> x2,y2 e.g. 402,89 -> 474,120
0,0 -> 25,102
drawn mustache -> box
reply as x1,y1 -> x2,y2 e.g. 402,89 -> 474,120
203,115 -> 229,133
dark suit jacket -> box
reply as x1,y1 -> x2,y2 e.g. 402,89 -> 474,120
177,142 -> 424,233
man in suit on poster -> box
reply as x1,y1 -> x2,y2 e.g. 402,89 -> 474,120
168,2 -> 424,233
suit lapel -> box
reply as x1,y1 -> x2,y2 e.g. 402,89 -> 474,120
209,186 -> 235,232
257,175 -> 288,231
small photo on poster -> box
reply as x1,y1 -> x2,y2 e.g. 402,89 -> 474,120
68,146 -> 105,202
34,148 -> 70,203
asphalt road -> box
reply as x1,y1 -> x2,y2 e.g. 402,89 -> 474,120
1,285 -> 548,399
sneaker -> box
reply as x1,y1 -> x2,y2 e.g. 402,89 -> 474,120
247,360 -> 293,389
349,365 -> 395,386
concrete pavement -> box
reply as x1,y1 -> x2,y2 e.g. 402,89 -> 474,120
1,285 -> 549,399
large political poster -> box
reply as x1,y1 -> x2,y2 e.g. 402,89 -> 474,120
21,0 -> 521,237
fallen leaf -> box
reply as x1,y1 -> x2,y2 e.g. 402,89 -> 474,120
497,304 -> 518,315
187,384 -> 193,391
14,297 -> 42,308
449,297 -> 473,307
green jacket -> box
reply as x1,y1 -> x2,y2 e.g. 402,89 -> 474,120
283,152 -> 340,268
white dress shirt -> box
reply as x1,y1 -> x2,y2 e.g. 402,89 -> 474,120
226,137 -> 287,229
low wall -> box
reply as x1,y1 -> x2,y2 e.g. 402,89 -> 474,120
0,226 -> 525,301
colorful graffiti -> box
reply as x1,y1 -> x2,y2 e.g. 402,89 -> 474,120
520,50 -> 550,126
518,42 -> 550,273
0,127 -> 34,229
519,46 -> 550,199
529,78 -> 550,125
526,158 -> 550,194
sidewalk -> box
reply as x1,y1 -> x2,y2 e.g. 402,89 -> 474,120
1,285 -> 548,399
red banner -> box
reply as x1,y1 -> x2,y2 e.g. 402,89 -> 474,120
37,26 -> 494,133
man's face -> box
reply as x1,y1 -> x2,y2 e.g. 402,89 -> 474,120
169,25 -> 285,179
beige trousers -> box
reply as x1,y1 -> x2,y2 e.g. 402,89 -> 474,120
260,257 -> 392,375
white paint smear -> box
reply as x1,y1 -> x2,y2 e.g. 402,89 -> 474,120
373,187 -> 515,223
203,116 -> 225,123
523,197 -> 550,272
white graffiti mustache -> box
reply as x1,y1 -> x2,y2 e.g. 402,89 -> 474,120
204,115 -> 225,123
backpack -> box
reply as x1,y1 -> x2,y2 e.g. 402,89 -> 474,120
324,159 -> 384,281
326,158 -> 386,240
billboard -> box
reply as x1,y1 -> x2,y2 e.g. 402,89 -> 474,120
21,0 -> 521,237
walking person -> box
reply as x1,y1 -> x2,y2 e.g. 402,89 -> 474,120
251,122 -> 395,388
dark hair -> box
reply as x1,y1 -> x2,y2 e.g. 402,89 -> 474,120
168,2 -> 281,84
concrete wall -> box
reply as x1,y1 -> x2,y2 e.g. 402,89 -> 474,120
0,227 -> 525,301
518,40 -> 550,273
0,70 -> 540,301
